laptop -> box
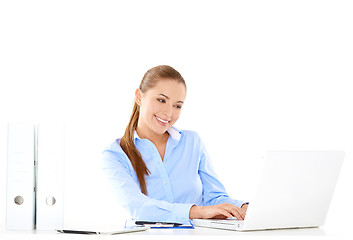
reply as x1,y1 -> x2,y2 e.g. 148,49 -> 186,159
192,151 -> 344,231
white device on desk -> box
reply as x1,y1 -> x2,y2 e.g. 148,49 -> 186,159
57,226 -> 149,235
193,151 -> 344,231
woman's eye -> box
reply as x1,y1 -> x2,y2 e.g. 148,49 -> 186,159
157,99 -> 166,103
175,105 -> 182,109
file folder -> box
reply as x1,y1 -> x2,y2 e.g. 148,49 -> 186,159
6,123 -> 36,230
36,123 -> 65,230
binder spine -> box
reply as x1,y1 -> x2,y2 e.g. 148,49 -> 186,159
36,123 -> 65,230
6,123 -> 36,230
34,124 -> 38,229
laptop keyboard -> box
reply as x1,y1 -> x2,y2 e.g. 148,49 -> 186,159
210,218 -> 243,225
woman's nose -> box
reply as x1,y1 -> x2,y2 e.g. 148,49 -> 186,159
163,103 -> 173,118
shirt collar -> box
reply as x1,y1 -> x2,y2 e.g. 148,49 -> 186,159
167,126 -> 182,141
134,126 -> 182,142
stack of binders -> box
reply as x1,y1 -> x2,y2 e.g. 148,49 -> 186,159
6,123 -> 65,231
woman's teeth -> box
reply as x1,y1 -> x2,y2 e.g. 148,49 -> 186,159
156,116 -> 169,124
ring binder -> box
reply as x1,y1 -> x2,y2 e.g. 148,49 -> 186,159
36,123 -> 65,230
6,123 -> 36,230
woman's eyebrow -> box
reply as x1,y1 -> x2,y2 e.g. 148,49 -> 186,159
158,94 -> 184,104
158,94 -> 170,99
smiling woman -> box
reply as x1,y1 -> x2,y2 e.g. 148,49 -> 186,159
135,81 -> 186,162
135,78 -> 186,139
121,65 -> 187,195
101,65 -> 248,224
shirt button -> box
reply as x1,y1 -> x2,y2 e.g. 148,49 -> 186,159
164,181 -> 167,185
169,201 -> 172,203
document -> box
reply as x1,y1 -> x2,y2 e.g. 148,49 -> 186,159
133,220 -> 194,229
57,226 -> 149,235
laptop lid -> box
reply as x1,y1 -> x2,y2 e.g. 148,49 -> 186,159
243,151 -> 344,231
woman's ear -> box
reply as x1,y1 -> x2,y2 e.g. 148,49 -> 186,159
135,89 -> 142,106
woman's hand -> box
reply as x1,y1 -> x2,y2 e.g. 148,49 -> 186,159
241,203 -> 248,214
189,203 -> 246,220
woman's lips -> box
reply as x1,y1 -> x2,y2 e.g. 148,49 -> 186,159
155,115 -> 170,126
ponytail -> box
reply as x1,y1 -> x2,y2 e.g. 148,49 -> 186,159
120,102 -> 150,195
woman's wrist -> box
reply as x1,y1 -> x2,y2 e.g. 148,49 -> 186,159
189,205 -> 203,219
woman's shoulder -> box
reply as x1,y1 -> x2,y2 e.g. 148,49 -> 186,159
101,139 -> 134,173
179,129 -> 203,144
103,138 -> 123,152
180,129 -> 200,138
102,138 -> 129,162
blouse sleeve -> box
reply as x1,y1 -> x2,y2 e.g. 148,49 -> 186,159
197,135 -> 247,208
101,148 -> 193,224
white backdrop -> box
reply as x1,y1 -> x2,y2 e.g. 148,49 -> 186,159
1,0 -> 352,235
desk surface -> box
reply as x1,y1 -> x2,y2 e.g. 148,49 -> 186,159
0,225 -> 348,240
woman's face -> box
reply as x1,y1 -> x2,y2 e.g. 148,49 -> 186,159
136,79 -> 186,137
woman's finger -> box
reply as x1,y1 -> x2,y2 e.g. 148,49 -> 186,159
233,210 -> 243,220
237,208 -> 246,220
219,209 -> 234,219
223,205 -> 244,220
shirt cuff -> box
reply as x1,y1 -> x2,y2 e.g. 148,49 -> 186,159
172,203 -> 194,223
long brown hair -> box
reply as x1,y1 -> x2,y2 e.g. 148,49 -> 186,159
120,65 -> 186,195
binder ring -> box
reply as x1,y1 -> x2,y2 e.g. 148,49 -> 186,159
14,196 -> 24,205
46,196 -> 56,206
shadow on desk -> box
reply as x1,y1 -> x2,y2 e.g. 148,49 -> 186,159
144,226 -> 326,236
1,224 -> 329,239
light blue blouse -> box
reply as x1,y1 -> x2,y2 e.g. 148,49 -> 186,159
101,127 -> 246,224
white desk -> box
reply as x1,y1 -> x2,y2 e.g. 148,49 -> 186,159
0,225 -> 347,240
